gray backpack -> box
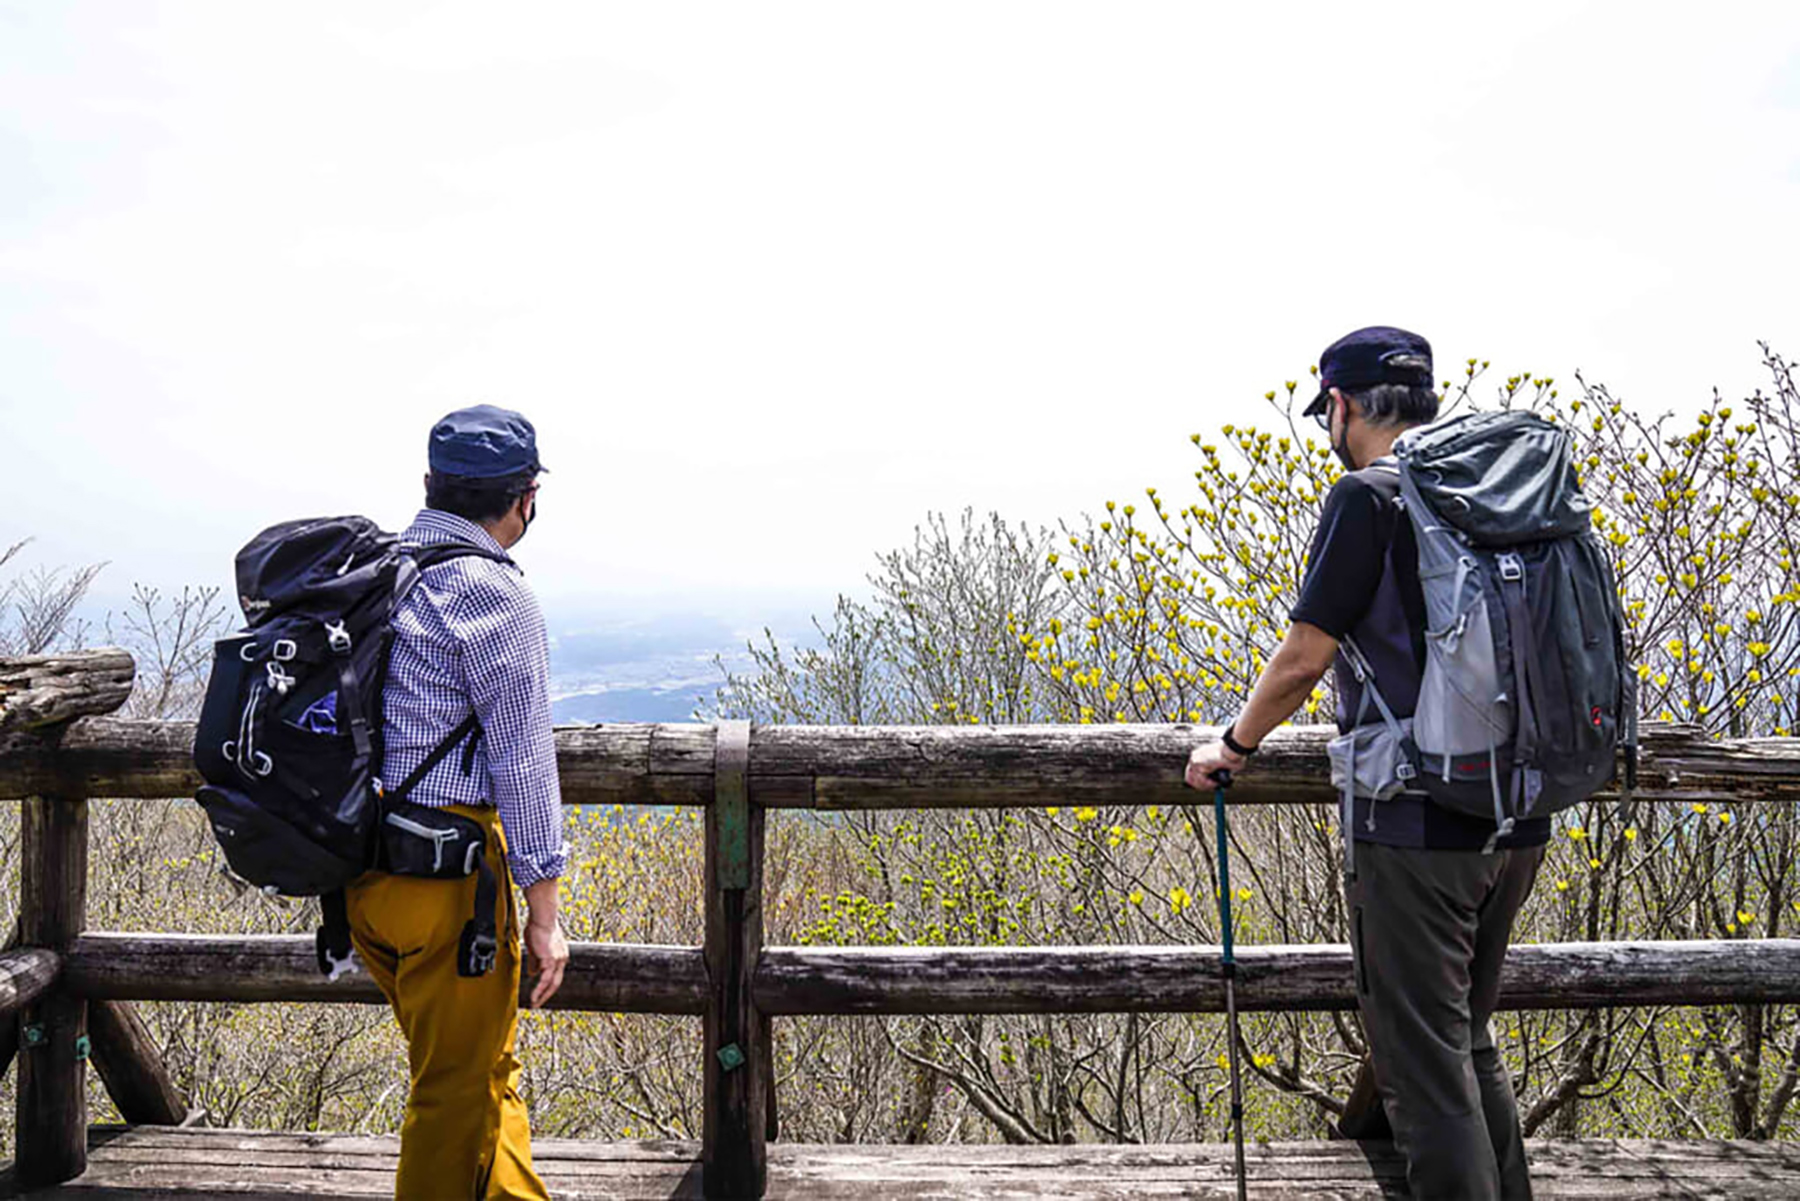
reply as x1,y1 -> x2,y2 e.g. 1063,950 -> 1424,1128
1330,411 -> 1638,862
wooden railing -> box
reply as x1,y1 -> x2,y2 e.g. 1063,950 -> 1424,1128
6,649 -> 1800,1197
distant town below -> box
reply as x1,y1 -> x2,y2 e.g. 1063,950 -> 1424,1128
542,598 -> 820,725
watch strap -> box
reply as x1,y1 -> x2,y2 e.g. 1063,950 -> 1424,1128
1222,723 -> 1259,757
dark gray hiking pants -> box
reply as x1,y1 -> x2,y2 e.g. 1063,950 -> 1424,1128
1347,841 -> 1544,1200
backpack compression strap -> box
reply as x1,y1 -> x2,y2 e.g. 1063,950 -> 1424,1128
1494,551 -> 1544,826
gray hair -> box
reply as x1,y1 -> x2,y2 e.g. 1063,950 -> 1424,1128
1346,354 -> 1437,428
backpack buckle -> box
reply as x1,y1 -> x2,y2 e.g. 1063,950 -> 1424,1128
325,621 -> 353,654
1497,553 -> 1524,582
272,639 -> 297,661
315,927 -> 361,982
265,661 -> 296,695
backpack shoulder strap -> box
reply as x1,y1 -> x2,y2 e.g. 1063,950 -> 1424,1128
409,540 -> 513,570
392,541 -> 513,610
386,713 -> 482,804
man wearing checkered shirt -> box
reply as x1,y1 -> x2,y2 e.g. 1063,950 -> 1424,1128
346,404 -> 569,1201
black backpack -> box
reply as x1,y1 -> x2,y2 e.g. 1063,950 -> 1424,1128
194,516 -> 511,978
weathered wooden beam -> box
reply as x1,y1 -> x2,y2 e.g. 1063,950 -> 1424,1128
0,946 -> 59,1016
53,933 -> 1800,1016
0,718 -> 725,804
62,933 -> 709,1014
4,718 -> 1793,809
0,649 -> 134,734
752,939 -> 1800,1016
17,795 -> 88,1188
89,999 -> 187,1126
0,718 -> 198,801
750,721 -> 1800,810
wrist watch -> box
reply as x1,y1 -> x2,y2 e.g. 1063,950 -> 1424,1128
1221,723 -> 1259,758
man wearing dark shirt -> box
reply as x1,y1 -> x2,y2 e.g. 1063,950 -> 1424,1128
1186,326 -> 1543,1200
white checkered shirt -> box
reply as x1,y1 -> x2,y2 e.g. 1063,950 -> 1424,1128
383,509 -> 568,888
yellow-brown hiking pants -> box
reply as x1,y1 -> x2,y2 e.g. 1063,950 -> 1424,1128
347,804 -> 548,1201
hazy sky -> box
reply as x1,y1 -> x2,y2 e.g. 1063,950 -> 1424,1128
4,2 -> 1798,617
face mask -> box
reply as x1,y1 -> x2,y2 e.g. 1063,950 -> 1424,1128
1331,398 -> 1358,471
514,490 -> 537,543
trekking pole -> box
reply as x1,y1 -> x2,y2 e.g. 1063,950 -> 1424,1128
1208,767 -> 1249,1201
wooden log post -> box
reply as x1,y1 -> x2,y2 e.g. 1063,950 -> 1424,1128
703,720 -> 766,1200
17,794 -> 89,1187
4,648 -> 188,1162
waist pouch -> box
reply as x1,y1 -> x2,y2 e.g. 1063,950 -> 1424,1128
1327,713 -> 1420,878
1328,717 -> 1417,804
373,801 -> 501,978
380,800 -> 490,879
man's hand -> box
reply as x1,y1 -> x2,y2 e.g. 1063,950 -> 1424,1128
523,877 -> 568,1008
1185,740 -> 1247,791
524,918 -> 568,1008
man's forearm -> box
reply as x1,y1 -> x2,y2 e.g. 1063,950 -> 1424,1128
524,877 -> 560,929
1232,663 -> 1324,748
1229,625 -> 1338,748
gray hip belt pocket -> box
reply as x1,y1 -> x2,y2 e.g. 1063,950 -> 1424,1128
1328,718 -> 1417,801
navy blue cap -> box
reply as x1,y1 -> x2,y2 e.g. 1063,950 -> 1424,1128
427,404 -> 547,479
1304,326 -> 1433,417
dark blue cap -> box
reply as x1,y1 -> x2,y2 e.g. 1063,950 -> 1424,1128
427,404 -> 547,480
1304,326 -> 1433,417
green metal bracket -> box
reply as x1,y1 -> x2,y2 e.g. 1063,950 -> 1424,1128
714,720 -> 752,891
75,1034 -> 91,1061
22,1023 -> 46,1049
717,1042 -> 746,1072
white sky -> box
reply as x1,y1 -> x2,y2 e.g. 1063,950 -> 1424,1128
4,1 -> 1798,616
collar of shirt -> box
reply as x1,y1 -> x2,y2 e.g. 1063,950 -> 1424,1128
404,509 -> 513,561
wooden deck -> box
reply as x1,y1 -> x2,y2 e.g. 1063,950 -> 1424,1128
7,1127 -> 1800,1199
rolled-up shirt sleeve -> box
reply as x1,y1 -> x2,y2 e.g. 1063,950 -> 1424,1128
452,573 -> 568,889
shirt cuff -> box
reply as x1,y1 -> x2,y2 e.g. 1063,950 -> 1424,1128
508,839 -> 570,890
